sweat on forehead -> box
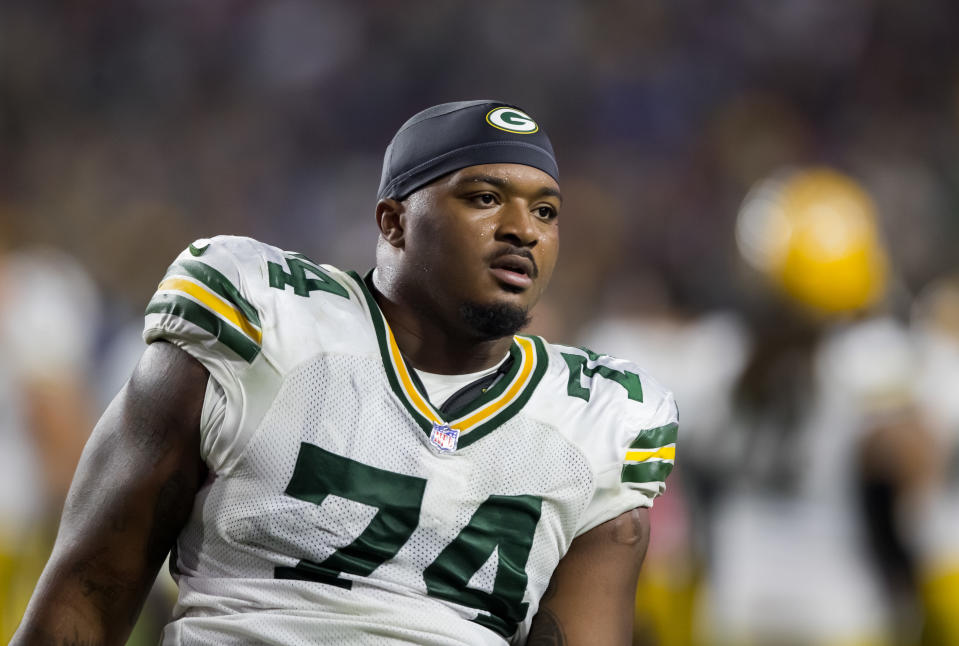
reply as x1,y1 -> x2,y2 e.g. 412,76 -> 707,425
377,100 -> 559,201
448,166 -> 563,200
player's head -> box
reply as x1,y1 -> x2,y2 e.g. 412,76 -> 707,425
736,166 -> 889,317
374,100 -> 561,340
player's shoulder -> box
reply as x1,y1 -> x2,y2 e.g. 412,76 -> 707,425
169,234 -> 358,299
146,235 -> 366,365
526,341 -> 679,465
530,336 -> 678,509
173,234 -> 297,274
188,233 -> 276,258
540,338 -> 674,407
159,234 -> 278,289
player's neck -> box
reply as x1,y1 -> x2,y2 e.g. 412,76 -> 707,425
370,282 -> 513,375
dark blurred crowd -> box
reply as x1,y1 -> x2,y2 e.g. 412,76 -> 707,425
2,1 -> 959,644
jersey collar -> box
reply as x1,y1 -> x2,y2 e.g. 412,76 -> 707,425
347,271 -> 548,449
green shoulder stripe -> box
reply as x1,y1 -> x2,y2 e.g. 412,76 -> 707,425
146,292 -> 260,363
164,259 -> 261,327
621,461 -> 674,484
628,422 -> 678,450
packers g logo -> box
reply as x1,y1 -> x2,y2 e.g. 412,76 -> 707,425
485,107 -> 539,134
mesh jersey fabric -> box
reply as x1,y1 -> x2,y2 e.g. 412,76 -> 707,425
143,235 -> 678,645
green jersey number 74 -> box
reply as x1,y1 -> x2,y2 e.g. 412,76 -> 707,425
274,443 -> 541,638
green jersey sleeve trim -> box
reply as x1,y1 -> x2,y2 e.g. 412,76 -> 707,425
164,259 -> 261,327
146,292 -> 261,363
627,422 -> 678,450
621,461 -> 674,485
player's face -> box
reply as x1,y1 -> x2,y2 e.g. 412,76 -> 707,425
401,163 -> 561,335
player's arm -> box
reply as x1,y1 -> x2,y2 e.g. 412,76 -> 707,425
527,507 -> 650,646
11,341 -> 208,646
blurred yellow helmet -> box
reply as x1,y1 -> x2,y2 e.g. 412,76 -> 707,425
736,167 -> 888,314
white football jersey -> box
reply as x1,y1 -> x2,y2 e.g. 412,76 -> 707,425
143,235 -> 678,645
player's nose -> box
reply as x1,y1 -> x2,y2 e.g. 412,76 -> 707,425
495,199 -> 538,247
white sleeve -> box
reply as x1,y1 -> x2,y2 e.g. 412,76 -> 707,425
142,236 -> 268,468
575,371 -> 679,537
200,376 -> 228,458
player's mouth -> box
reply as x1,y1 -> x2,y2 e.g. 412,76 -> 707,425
489,253 -> 536,290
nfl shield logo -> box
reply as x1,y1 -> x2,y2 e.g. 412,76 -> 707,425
429,422 -> 460,453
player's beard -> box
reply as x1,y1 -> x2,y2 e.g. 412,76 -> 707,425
459,301 -> 530,340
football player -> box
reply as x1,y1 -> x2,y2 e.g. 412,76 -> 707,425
12,101 -> 678,645
701,167 -> 929,645
0,246 -> 99,642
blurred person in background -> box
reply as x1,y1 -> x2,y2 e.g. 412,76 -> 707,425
693,167 -> 936,646
910,277 -> 959,645
0,219 -> 99,641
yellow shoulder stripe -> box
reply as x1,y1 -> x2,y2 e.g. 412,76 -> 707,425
384,327 -> 537,433
625,446 -> 676,462
454,336 -> 535,429
386,326 -> 442,425
158,277 -> 263,344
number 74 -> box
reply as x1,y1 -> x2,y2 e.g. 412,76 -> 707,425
274,442 -> 542,638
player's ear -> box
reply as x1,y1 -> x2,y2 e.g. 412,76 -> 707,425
376,198 -> 406,248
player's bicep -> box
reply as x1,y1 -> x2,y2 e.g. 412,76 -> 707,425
14,341 -> 208,645
60,340 -> 209,560
528,507 -> 650,646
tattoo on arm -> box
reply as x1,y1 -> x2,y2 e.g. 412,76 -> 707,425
526,607 -> 567,646
66,550 -> 137,614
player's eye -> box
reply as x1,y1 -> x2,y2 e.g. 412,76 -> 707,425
535,205 -> 558,221
470,193 -> 498,207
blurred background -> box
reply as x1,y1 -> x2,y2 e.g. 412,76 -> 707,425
2,1 -> 959,644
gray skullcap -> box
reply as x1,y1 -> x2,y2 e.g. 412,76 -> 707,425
377,100 -> 559,200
